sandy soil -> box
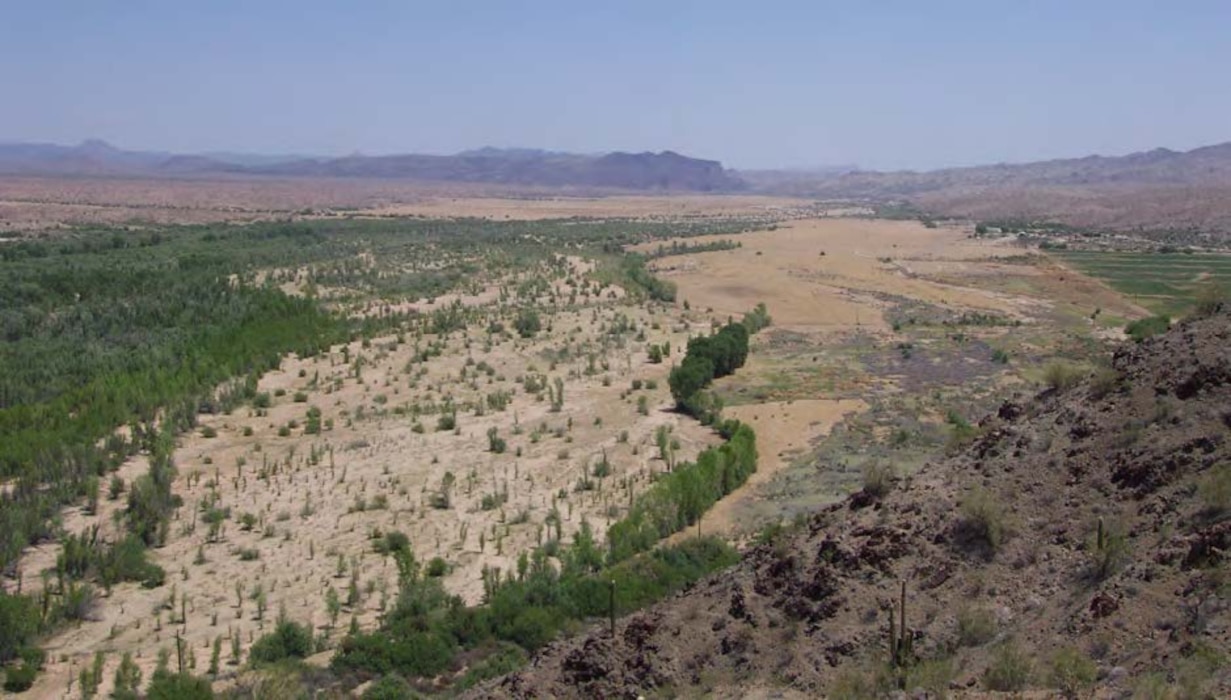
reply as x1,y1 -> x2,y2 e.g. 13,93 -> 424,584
700,398 -> 866,537
638,219 -> 1042,332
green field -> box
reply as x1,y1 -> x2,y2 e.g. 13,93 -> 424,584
1055,250 -> 1231,316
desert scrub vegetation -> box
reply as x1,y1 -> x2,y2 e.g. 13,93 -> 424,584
957,488 -> 1008,555
1048,646 -> 1097,699
606,420 -> 756,562
1042,360 -> 1085,392
983,641 -> 1033,691
1124,314 -> 1171,341
860,460 -> 895,499
331,536 -> 738,685
1199,463 -> 1231,516
0,212 -> 775,690
956,605 -> 997,647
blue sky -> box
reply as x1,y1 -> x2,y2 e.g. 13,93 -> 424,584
1,1 -> 1228,170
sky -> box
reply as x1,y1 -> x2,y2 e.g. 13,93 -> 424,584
1,1 -> 1229,171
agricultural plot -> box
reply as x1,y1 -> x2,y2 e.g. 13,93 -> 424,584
1055,249 -> 1231,317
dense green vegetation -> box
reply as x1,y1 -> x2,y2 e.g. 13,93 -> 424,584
606,420 -> 757,562
329,535 -> 738,689
645,238 -> 741,259
669,320 -> 751,418
1055,249 -> 1231,317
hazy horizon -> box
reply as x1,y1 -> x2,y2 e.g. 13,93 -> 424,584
3,0 -> 1229,171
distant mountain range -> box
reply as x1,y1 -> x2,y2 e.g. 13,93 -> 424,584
753,142 -> 1231,198
0,140 -> 743,192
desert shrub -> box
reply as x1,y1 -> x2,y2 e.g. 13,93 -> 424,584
454,642 -> 527,691
2,663 -> 37,693
248,618 -> 314,665
1049,646 -> 1097,699
58,582 -> 97,621
426,557 -> 448,577
1199,463 -> 1231,516
293,391 -> 308,403
957,605 -> 997,647
958,488 -> 1006,554
436,413 -> 456,432
200,425 -> 217,438
513,309 -> 541,338
945,409 -> 979,453
984,641 -> 1032,692
1193,281 -> 1228,317
145,669 -> 215,700
334,630 -> 455,677
861,461 -> 895,499
363,673 -> 419,700
1125,315 -> 1170,341
905,657 -> 956,698
1132,672 -> 1171,700
486,427 -> 506,454
1089,365 -> 1122,399
1043,361 -> 1083,392
828,657 -> 896,699
991,348 -> 1010,364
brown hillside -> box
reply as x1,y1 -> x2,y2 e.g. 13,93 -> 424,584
471,313 -> 1231,698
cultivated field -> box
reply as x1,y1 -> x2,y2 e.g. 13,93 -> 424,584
1055,248 -> 1231,317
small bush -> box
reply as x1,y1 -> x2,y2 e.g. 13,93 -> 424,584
145,670 -> 214,700
861,461 -> 895,499
1049,646 -> 1097,699
363,673 -> 418,700
436,413 -> 456,432
1043,361 -> 1083,392
200,425 -> 218,438
905,657 -> 955,698
3,664 -> 37,693
293,391 -> 308,403
984,641 -> 1032,692
1125,315 -> 1170,342
425,557 -> 448,577
1089,365 -> 1122,399
959,488 -> 1006,554
249,618 -> 314,665
957,606 -> 997,647
1199,463 -> 1231,516
1193,281 -> 1228,318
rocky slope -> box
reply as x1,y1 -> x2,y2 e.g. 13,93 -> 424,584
471,313 -> 1231,698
